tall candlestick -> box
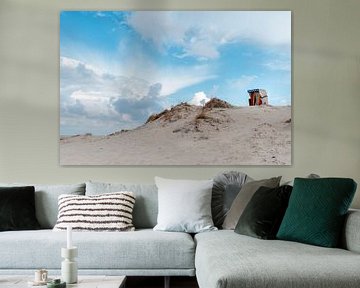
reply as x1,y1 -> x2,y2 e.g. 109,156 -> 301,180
67,225 -> 72,249
61,247 -> 78,284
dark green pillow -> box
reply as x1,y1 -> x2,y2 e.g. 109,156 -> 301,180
0,186 -> 41,231
235,185 -> 292,239
277,178 -> 357,247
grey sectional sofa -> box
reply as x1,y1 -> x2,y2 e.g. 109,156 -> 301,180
1,181 -> 360,288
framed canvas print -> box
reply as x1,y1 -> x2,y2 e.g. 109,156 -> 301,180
60,11 -> 291,165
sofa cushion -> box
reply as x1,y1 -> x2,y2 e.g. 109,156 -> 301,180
0,186 -> 40,231
234,185 -> 292,239
222,176 -> 281,229
53,192 -> 136,232
153,177 -> 216,233
0,183 -> 86,229
195,230 -> 360,288
85,182 -> 158,229
212,171 -> 251,228
0,229 -> 195,272
277,178 -> 357,247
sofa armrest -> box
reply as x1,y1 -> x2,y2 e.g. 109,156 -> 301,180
342,209 -> 360,253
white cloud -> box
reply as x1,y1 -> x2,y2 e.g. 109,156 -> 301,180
112,59 -> 216,99
60,56 -> 104,75
115,38 -> 217,96
126,11 -> 187,52
60,56 -> 216,122
67,90 -> 118,119
227,75 -> 258,91
60,57 -> 166,134
183,40 -> 220,60
95,12 -> 107,18
268,94 -> 291,106
61,57 -> 80,69
158,67 -> 217,97
264,59 -> 291,72
188,91 -> 211,106
126,11 -> 291,60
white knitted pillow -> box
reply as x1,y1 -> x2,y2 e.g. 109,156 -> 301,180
53,192 -> 135,231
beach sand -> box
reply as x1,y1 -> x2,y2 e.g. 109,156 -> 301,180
60,105 -> 291,165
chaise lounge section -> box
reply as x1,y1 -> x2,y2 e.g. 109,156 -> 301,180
195,216 -> 360,288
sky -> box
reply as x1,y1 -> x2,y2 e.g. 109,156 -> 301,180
60,11 -> 291,135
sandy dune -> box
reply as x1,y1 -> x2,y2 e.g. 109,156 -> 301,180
60,104 -> 291,165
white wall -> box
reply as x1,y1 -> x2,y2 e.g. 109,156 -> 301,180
0,0 -> 359,207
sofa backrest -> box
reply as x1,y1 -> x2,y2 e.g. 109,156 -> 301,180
0,183 -> 86,228
85,181 -> 158,229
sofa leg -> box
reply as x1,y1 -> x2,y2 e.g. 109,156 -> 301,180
164,276 -> 170,288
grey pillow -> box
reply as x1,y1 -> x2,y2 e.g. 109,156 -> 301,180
212,171 -> 252,228
153,177 -> 217,233
222,177 -> 281,230
283,173 -> 320,186
0,183 -> 85,228
86,181 -> 158,229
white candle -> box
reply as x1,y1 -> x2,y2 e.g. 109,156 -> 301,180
67,225 -> 72,249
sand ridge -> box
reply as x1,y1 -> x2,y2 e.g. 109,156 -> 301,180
60,102 -> 291,165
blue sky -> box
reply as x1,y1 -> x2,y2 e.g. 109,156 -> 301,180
60,11 -> 291,135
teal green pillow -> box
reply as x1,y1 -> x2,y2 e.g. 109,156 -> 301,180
277,178 -> 357,247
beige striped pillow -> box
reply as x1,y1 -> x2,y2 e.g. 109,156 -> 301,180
53,192 -> 135,231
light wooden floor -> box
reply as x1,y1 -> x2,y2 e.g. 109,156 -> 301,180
126,276 -> 199,288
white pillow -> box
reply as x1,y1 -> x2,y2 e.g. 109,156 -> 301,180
153,177 -> 217,233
